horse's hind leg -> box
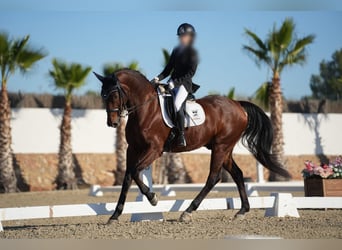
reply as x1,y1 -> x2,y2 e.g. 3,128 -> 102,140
223,157 -> 250,218
179,145 -> 226,222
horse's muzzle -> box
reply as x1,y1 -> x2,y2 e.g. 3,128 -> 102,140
107,120 -> 119,128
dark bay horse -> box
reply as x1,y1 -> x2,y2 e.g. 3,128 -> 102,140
94,69 -> 291,223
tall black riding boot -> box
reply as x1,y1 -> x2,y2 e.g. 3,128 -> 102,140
176,109 -> 186,147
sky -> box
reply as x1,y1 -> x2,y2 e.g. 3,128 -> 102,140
1,1 -> 342,99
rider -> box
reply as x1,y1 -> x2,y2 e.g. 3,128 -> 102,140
151,23 -> 199,147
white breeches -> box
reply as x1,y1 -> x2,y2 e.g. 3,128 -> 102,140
173,85 -> 188,112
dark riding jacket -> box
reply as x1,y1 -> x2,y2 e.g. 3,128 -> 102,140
158,45 -> 198,93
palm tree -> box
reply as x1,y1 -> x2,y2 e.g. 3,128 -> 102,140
161,48 -> 188,184
102,61 -> 139,185
0,32 -> 46,192
243,18 -> 315,180
49,58 -> 91,189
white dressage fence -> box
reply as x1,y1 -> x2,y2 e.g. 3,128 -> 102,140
1,194 -> 342,232
1,169 -> 341,232
89,181 -> 305,197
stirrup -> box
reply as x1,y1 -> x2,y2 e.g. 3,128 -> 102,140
177,133 -> 187,147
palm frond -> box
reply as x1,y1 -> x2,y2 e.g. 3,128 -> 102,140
267,25 -> 280,67
103,61 -> 140,76
127,61 -> 139,71
103,63 -> 123,76
253,82 -> 271,109
288,35 -> 315,58
243,45 -> 271,67
49,58 -> 91,97
162,48 -> 170,66
17,48 -> 46,73
277,18 -> 295,50
0,33 -> 10,79
244,29 -> 267,51
70,64 -> 91,89
49,59 -> 68,88
279,54 -> 307,72
265,18 -> 314,73
10,35 -> 30,73
227,87 -> 235,99
0,32 -> 46,83
0,32 -> 9,54
0,33 -> 10,68
279,35 -> 315,72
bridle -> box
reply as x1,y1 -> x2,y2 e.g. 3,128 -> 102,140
102,83 -> 128,118
102,80 -> 158,118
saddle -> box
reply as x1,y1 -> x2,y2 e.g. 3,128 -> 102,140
157,85 -> 205,128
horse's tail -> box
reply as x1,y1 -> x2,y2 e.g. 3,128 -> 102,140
238,101 -> 291,179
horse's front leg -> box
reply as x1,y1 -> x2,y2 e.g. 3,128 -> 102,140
107,169 -> 133,224
132,145 -> 162,206
107,146 -> 137,224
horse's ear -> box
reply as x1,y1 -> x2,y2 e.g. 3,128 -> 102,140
93,72 -> 105,83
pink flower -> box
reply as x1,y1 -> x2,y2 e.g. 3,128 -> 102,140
313,166 -> 322,175
304,161 -> 314,171
303,158 -> 337,179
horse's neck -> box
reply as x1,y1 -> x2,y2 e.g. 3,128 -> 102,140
118,72 -> 156,112
121,77 -> 149,102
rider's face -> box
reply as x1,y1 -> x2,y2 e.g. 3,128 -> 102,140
179,34 -> 194,46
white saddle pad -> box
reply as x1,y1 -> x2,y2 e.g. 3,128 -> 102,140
157,89 -> 205,128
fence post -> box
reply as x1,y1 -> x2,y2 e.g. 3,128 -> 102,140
256,162 -> 265,183
161,185 -> 176,197
265,193 -> 300,218
131,166 -> 164,222
89,185 -> 103,197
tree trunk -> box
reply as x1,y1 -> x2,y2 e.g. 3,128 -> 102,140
268,73 -> 288,181
157,155 -> 168,184
166,153 -> 187,184
114,119 -> 127,185
220,168 -> 233,182
0,85 -> 17,192
56,101 -> 77,189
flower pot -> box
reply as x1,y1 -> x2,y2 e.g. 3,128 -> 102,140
304,178 -> 342,197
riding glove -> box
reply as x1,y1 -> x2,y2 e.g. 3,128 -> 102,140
150,77 -> 160,88
168,80 -> 175,90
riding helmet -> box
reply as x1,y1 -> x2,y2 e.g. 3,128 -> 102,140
177,23 -> 196,36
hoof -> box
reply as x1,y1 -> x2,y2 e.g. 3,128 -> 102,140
106,218 -> 118,225
234,213 -> 245,220
149,193 -> 158,206
179,212 -> 192,223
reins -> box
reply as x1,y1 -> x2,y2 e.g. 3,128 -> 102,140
125,94 -> 158,115
102,81 -> 158,117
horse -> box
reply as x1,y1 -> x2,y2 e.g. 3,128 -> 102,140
93,69 -> 291,224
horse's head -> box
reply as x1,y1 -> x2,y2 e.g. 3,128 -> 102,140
93,72 -> 127,128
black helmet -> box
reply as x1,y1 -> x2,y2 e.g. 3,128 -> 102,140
177,23 -> 196,36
